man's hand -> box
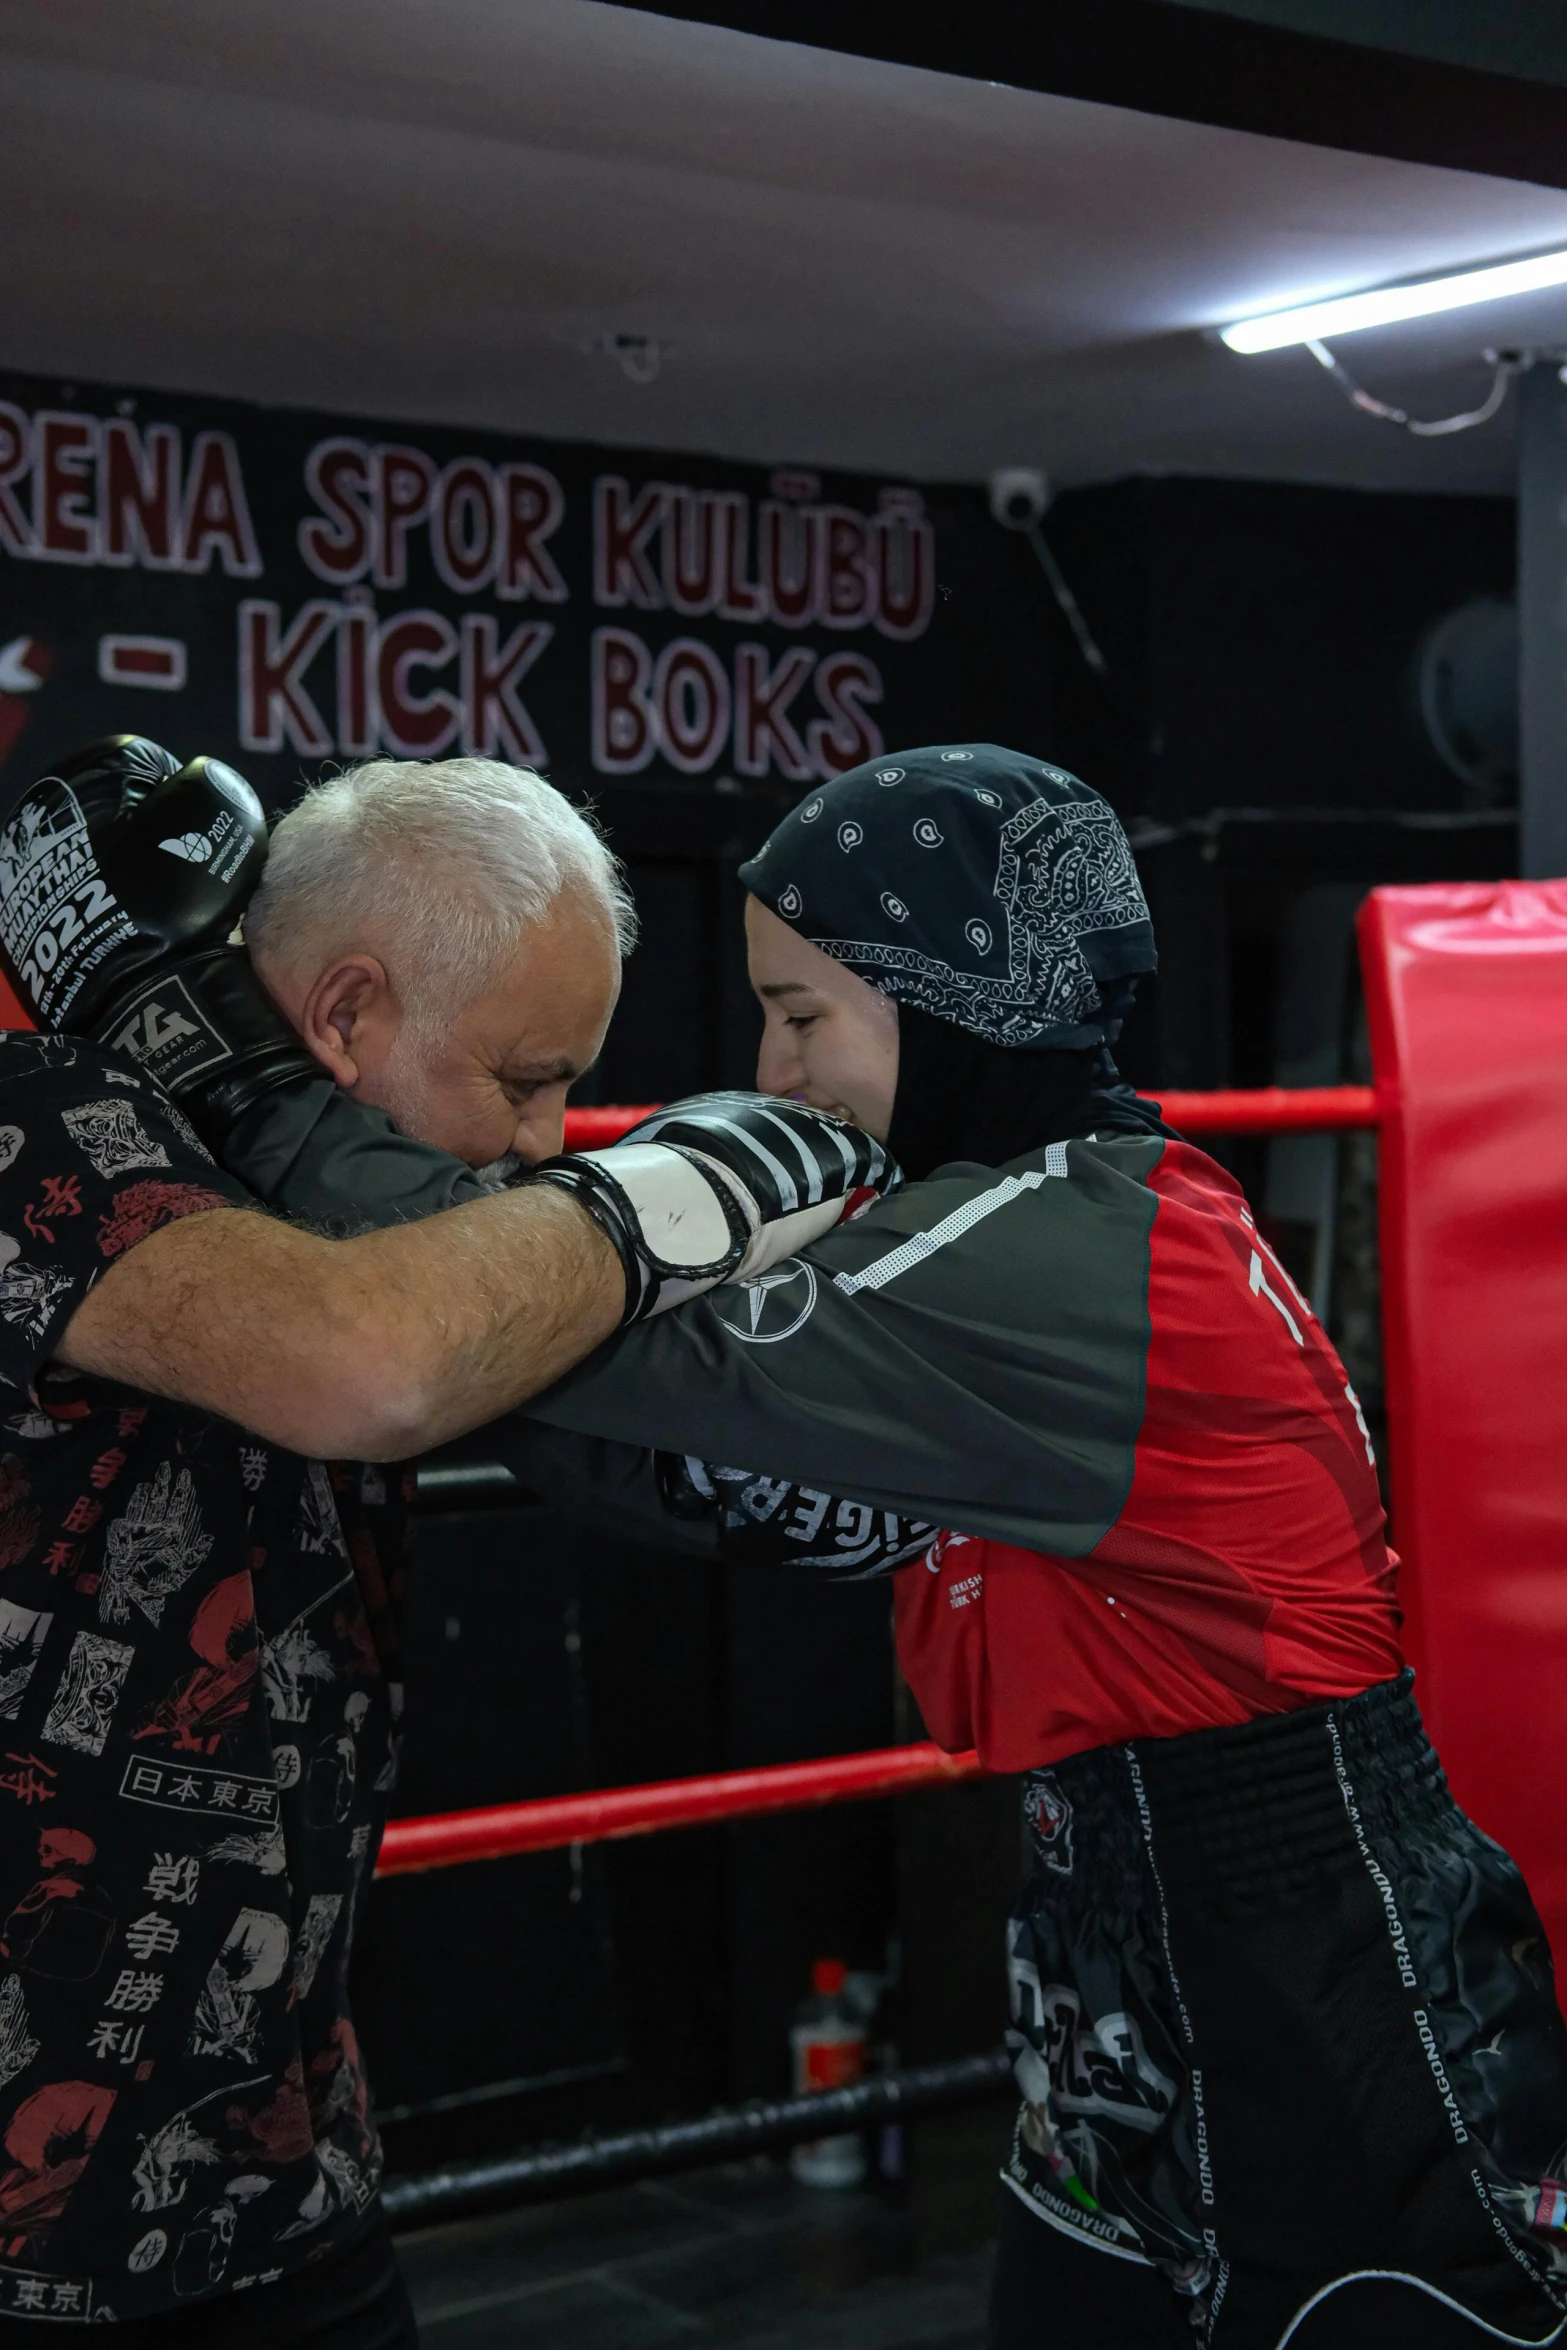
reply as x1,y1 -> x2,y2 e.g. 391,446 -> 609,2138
0,736 -> 316,1134
526,1092 -> 899,1321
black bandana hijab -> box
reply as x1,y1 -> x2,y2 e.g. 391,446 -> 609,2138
739,744 -> 1165,1180
738,742 -> 1156,1052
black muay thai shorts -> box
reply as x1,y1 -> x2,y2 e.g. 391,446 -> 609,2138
1003,1672 -> 1567,2347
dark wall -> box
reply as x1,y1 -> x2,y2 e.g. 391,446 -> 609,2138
572,787 -> 775,1106
1043,474 -> 1515,826
1036,476 -> 1518,1091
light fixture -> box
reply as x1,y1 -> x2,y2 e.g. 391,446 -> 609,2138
1220,246 -> 1567,354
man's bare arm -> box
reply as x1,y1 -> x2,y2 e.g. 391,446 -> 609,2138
57,1190 -> 625,1461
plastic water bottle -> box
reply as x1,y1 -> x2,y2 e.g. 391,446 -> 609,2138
788,1957 -> 867,2187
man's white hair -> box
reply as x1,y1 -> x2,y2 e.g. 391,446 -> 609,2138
245,757 -> 636,1026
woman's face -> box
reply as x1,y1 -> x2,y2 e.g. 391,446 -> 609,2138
746,895 -> 900,1141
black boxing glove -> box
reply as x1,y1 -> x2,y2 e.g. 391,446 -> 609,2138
527,1091 -> 899,1322
0,736 -> 316,1133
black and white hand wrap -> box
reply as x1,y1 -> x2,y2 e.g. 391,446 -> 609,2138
527,1092 -> 899,1323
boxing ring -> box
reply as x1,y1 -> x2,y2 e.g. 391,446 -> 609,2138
4,883 -> 1563,2223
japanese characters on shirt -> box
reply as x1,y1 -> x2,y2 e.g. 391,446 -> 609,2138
0,1034 -> 408,2317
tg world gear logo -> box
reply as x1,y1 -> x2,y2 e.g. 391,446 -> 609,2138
106,976 -> 230,1090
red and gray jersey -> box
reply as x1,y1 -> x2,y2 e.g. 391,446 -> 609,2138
531,1132 -> 1402,1770
208,1072 -> 1401,1772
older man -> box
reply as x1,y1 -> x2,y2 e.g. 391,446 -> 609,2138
0,738 -> 889,2348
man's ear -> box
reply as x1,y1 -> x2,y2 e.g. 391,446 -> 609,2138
298,955 -> 398,1092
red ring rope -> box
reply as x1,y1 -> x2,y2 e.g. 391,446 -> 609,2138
560,1087 -> 1381,1152
375,1742 -> 984,1877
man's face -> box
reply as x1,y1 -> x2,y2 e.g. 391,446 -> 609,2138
264,890 -> 621,1167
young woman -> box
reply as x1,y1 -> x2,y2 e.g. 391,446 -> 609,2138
57,739 -> 1567,2350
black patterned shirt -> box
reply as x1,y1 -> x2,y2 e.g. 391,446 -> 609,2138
0,1032 -> 407,2323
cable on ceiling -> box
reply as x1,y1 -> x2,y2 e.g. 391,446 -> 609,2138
1304,341 -> 1530,436
1025,524 -> 1110,677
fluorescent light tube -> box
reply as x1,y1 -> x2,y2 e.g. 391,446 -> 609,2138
1220,246 -> 1567,353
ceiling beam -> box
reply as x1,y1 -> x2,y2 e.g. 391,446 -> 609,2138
606,0 -> 1567,193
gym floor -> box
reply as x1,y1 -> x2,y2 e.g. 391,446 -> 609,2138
397,2160 -> 993,2349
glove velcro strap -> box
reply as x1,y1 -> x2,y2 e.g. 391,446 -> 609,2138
529,1143 -> 757,1324
525,1159 -> 644,1325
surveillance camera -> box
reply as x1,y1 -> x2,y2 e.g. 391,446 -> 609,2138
989,468 -> 1051,530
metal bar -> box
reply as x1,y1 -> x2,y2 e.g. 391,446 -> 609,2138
375,1743 -> 984,1878
1155,1083 -> 1380,1134
382,2049 -> 1015,2228
562,1087 -> 1382,1152
1521,360 -> 1567,880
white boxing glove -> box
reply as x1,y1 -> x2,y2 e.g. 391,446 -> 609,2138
526,1092 -> 899,1322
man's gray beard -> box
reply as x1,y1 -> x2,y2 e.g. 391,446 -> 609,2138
474,1151 -> 524,1191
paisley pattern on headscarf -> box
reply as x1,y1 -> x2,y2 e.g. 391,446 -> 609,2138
738,743 -> 1155,1051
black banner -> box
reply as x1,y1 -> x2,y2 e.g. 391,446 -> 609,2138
0,371 -> 1051,816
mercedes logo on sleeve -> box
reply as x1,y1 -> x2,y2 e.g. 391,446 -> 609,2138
712,1258 -> 818,1342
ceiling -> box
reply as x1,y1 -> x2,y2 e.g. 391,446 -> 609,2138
2,0 -> 1566,494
